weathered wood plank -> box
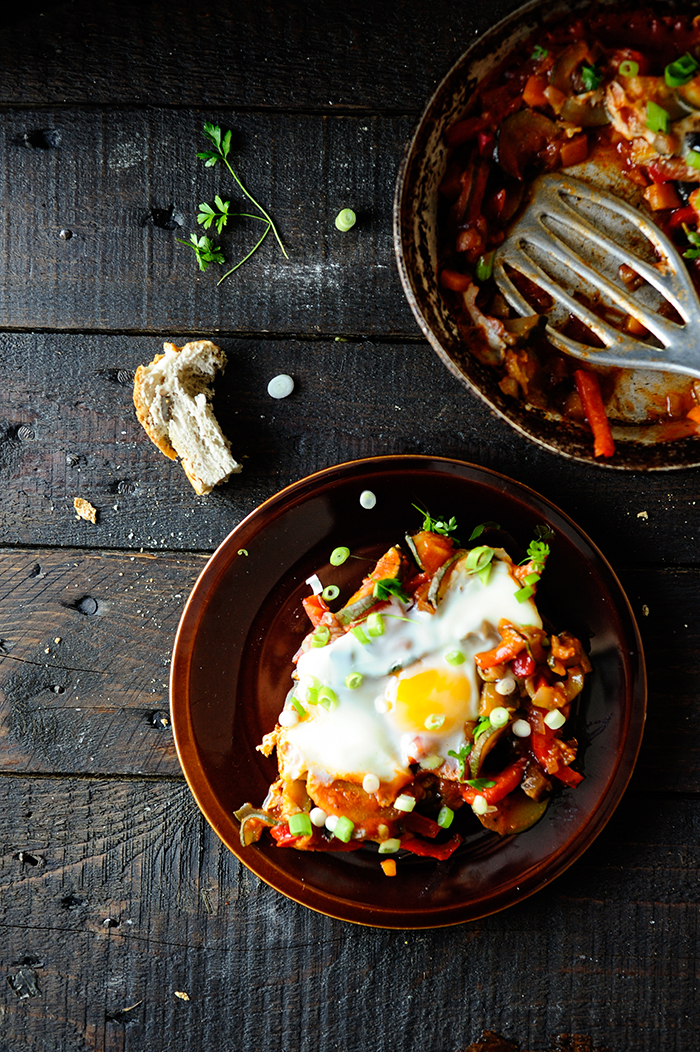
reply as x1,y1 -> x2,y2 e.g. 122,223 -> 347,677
0,332 -> 698,566
0,548 -> 202,777
0,777 -> 699,1052
0,0 -> 526,110
0,108 -> 417,333
0,547 -> 696,793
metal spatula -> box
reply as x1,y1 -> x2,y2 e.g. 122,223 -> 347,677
492,172 -> 700,381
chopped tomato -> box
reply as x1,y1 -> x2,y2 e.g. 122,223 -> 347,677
409,530 -> 456,574
511,650 -> 536,677
302,593 -> 329,628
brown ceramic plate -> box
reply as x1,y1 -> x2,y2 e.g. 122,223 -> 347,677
170,455 -> 646,928
393,0 -> 700,470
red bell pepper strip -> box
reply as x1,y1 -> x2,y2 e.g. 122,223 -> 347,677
552,765 -> 584,787
459,759 -> 526,805
403,811 -> 441,839
475,632 -> 526,669
574,370 -> 615,458
400,833 -> 462,860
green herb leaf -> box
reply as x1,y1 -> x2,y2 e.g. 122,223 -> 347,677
447,743 -> 473,781
176,233 -> 225,271
412,504 -> 460,541
474,716 -> 492,741
581,64 -> 602,91
468,521 -> 500,542
464,778 -> 497,790
197,196 -> 231,234
683,222 -> 700,259
372,577 -> 410,603
531,45 -> 548,61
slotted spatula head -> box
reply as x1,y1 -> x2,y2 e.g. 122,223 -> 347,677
493,173 -> 700,381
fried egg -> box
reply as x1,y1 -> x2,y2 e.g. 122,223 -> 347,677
276,551 -> 541,802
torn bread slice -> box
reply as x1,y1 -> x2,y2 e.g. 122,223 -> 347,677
133,339 -> 242,495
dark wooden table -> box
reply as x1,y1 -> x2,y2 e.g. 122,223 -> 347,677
1,2 -> 698,1050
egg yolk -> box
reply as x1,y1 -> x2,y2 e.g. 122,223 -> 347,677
390,667 -> 471,733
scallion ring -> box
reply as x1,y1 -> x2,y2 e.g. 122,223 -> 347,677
322,584 -> 340,601
618,59 -> 639,77
330,546 -> 350,566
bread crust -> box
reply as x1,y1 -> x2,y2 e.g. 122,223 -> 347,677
133,340 -> 241,494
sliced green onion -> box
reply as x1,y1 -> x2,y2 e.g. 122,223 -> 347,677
465,545 -> 494,574
352,624 -> 369,644
665,52 -> 699,88
478,563 -> 492,586
687,150 -> 700,170
288,812 -> 313,837
333,815 -> 355,842
437,805 -> 454,829
335,208 -> 356,232
420,754 -> 443,770
424,713 -> 445,731
291,695 -> 306,716
366,612 -> 385,637
330,546 -> 350,566
378,838 -> 401,854
394,794 -> 416,813
646,100 -> 669,134
618,60 -> 639,78
515,583 -> 535,603
305,688 -> 319,706
523,571 -> 540,586
475,251 -> 495,281
531,45 -> 548,61
489,706 -> 510,728
544,708 -> 566,730
311,624 -> 330,647
345,672 -> 363,689
318,686 -> 338,710
445,649 -> 465,666
321,584 -> 340,601
303,674 -> 321,689
580,64 -> 602,91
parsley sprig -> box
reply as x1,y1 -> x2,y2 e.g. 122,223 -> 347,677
197,195 -> 231,234
447,743 -> 472,781
196,121 -> 288,283
412,504 -> 460,541
515,525 -> 554,602
177,233 -> 225,272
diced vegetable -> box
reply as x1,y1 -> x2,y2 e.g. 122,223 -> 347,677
574,370 -> 615,458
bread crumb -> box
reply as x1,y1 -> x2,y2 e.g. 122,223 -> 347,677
637,510 -> 648,520
74,497 -> 98,523
174,991 -> 190,1001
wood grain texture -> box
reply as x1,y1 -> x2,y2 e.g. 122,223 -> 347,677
0,0 -> 526,110
0,333 -> 699,564
0,548 -> 202,777
0,108 -> 415,334
0,776 -> 699,1052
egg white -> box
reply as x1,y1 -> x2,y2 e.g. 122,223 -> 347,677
276,552 -> 541,799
